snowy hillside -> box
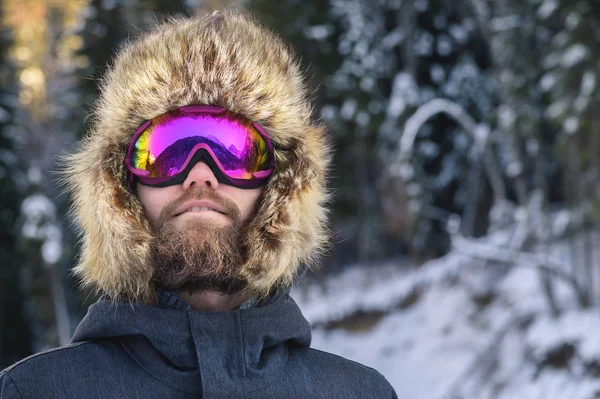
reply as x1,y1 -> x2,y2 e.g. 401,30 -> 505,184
293,231 -> 600,399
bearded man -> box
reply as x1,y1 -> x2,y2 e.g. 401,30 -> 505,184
0,10 -> 397,399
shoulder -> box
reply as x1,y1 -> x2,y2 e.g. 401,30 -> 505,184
1,340 -> 135,398
0,370 -> 22,399
3,340 -> 113,376
294,347 -> 397,398
1,343 -> 95,399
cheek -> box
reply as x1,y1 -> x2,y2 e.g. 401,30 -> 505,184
239,188 -> 264,222
136,184 -> 171,224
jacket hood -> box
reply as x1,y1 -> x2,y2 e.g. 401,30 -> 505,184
71,292 -> 312,396
64,10 -> 331,302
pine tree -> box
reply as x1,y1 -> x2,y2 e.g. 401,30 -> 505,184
249,0 -> 496,264
0,15 -> 31,368
535,0 -> 600,303
538,0 -> 600,209
378,0 -> 496,254
76,0 -> 131,140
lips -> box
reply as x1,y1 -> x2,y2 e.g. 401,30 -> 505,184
173,200 -> 227,217
181,206 -> 220,214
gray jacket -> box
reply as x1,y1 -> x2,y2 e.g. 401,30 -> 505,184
0,291 -> 397,398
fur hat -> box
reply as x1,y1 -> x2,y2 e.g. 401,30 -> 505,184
64,10 -> 331,302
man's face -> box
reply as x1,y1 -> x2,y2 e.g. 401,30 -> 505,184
136,160 -> 263,294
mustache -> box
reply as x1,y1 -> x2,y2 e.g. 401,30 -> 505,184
157,188 -> 241,226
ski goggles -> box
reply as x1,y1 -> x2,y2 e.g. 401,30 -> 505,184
125,105 -> 275,189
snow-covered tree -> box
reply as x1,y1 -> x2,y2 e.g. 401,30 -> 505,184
250,0 -> 497,265
0,11 -> 31,369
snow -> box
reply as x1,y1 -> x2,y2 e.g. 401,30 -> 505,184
498,371 -> 600,399
0,149 -> 18,166
547,99 -> 568,119
436,34 -> 453,56
505,161 -> 523,177
360,76 -> 375,92
498,105 -> 516,129
430,64 -> 446,84
414,31 -> 435,56
580,71 -> 596,97
355,111 -> 370,127
408,199 -> 422,214
100,0 -> 118,11
21,194 -> 56,230
540,72 -> 557,92
295,249 -> 510,398
563,117 -> 579,135
449,24 -> 468,44
303,24 -> 333,40
406,182 -> 421,197
397,162 -> 414,180
552,211 -> 571,236
537,0 -> 559,19
526,138 -> 539,156
41,225 -> 63,265
20,193 -> 63,265
320,105 -> 337,121
565,12 -> 581,30
452,130 -> 469,151
431,153 -> 460,190
561,44 -> 589,68
0,106 -> 10,123
387,96 -> 406,119
28,166 -> 42,184
526,311 -> 600,364
417,140 -> 440,158
294,227 -> 600,398
353,39 -> 369,58
388,73 -> 420,119
414,0 -> 429,12
381,27 -> 405,49
398,98 -> 478,162
340,99 -> 357,121
491,15 -> 521,32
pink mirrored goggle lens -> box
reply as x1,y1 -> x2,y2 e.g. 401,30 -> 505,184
125,106 -> 274,186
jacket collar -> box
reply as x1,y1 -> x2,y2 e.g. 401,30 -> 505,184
72,291 -> 311,396
156,289 -> 258,311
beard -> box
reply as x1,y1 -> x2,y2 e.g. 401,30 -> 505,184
149,188 -> 251,296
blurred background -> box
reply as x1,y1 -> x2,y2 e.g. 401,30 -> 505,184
1,0 -> 600,397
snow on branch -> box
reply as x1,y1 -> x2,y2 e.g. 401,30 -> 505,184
399,98 -> 478,161
451,234 -> 589,307
396,98 -> 506,201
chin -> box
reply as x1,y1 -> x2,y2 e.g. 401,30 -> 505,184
150,214 -> 246,296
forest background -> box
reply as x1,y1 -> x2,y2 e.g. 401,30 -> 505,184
0,0 -> 598,387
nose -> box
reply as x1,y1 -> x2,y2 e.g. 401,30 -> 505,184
182,161 -> 219,190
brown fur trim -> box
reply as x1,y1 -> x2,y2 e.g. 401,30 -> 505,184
63,10 -> 331,302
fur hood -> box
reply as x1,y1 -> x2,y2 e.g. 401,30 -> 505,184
64,10 -> 331,302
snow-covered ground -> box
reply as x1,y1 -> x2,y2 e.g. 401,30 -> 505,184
293,230 -> 600,399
